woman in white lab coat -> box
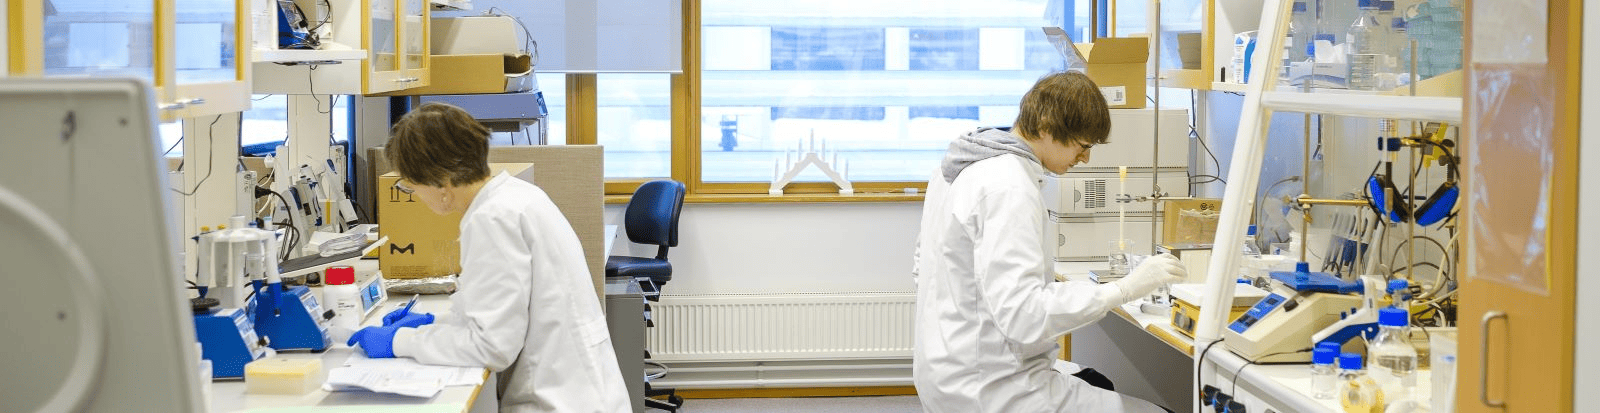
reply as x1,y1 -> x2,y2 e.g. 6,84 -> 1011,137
347,102 -> 630,413
912,72 -> 1186,413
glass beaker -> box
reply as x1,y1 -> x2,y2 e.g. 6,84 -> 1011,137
1108,239 -> 1134,276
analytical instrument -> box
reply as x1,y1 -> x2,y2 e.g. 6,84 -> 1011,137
1222,263 -> 1364,363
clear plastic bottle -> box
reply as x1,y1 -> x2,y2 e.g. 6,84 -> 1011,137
1368,307 -> 1418,409
1338,352 -> 1383,412
1346,0 -> 1385,90
1310,343 -> 1339,399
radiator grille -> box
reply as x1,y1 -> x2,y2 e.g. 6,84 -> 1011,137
645,293 -> 916,362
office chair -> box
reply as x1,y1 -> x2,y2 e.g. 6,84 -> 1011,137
604,179 -> 685,412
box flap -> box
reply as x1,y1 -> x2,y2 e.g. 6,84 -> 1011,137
504,53 -> 533,77
1083,37 -> 1149,64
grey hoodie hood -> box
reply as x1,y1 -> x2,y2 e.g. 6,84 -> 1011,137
940,127 -> 1040,183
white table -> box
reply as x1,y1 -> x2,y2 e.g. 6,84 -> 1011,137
207,261 -> 492,413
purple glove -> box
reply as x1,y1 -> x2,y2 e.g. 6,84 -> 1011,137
347,325 -> 399,358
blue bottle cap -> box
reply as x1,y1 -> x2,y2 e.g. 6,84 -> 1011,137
1339,353 -> 1363,370
1248,225 -> 1258,236
1318,341 -> 1342,351
1379,0 -> 1395,11
1314,346 -> 1337,364
1293,1 -> 1308,12
1387,279 -> 1409,294
1379,307 -> 1409,327
1358,0 -> 1378,9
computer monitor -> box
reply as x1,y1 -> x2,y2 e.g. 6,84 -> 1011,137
0,78 -> 204,412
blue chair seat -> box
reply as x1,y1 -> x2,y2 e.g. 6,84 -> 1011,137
605,256 -> 672,283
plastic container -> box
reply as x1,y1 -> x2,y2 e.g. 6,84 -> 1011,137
1368,307 -> 1418,408
1338,352 -> 1382,412
1310,343 -> 1339,399
323,266 -> 362,339
244,358 -> 325,395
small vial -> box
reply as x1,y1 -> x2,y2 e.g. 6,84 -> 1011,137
1310,343 -> 1339,399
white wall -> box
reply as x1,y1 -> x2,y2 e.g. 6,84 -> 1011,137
607,202 -> 923,295
1576,1 -> 1597,406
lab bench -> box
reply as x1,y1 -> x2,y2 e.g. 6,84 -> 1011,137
1056,262 -> 1436,413
206,261 -> 495,413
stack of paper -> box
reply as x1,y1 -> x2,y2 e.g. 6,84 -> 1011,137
324,353 -> 484,398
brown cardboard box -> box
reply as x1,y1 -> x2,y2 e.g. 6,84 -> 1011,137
1073,37 -> 1150,109
377,53 -> 533,96
378,163 -> 535,278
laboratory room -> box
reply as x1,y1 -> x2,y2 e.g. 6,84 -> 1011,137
4,0 -> 1599,412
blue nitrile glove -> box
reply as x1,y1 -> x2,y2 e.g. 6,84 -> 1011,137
381,306 -> 413,326
347,325 -> 400,358
388,312 -> 434,328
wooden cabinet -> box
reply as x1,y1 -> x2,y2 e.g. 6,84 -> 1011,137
252,0 -> 429,95
14,0 -> 252,119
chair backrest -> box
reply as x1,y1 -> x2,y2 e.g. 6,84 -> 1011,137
623,180 -> 686,259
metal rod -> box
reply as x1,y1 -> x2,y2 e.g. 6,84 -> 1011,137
1294,196 -> 1370,207
1151,0 -> 1161,254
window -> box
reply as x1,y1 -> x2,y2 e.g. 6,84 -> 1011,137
699,0 -> 1075,185
597,73 -> 672,179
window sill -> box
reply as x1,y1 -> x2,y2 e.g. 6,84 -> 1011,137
605,192 -> 926,204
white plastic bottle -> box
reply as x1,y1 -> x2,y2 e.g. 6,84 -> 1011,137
1347,0 -> 1385,90
323,265 -> 362,341
1368,307 -> 1418,408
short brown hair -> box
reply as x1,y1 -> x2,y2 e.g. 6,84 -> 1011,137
1013,71 -> 1111,147
386,102 -> 492,187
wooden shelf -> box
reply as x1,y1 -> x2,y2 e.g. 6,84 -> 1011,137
253,48 -> 367,63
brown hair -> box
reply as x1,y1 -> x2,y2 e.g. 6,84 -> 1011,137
386,102 -> 492,187
1013,71 -> 1111,147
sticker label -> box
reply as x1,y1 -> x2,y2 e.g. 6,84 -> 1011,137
1100,86 -> 1127,106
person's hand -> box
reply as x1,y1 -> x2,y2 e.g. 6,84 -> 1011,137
1110,253 -> 1186,303
381,306 -> 415,326
388,312 -> 434,329
347,325 -> 400,358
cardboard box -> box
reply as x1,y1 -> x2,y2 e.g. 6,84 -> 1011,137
378,163 -> 535,279
1073,37 -> 1149,109
377,53 -> 533,96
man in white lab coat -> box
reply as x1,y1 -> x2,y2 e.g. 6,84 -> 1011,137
348,103 -> 630,413
912,71 -> 1186,413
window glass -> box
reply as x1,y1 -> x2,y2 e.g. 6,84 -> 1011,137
701,0 -> 1073,183
44,0 -> 155,80
598,73 -> 672,178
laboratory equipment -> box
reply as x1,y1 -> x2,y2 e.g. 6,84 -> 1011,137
197,216 -> 334,352
1311,344 -> 1339,399
1367,307 -> 1417,408
1170,282 -> 1268,338
192,307 -> 269,378
1107,239 -> 1133,276
275,0 -> 317,49
1310,275 -> 1385,349
0,78 -> 203,412
356,270 -> 390,319
1222,263 -> 1363,363
252,282 -> 334,351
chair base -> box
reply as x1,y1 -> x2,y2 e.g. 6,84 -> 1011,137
644,383 -> 682,412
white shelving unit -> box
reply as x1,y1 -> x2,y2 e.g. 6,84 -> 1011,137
1190,0 -> 1462,411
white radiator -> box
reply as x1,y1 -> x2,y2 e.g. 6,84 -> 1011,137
645,293 -> 916,362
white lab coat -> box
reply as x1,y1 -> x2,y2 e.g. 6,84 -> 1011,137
912,155 -> 1166,413
394,172 -> 630,413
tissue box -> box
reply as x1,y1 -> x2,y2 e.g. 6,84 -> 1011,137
244,358 -> 325,395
